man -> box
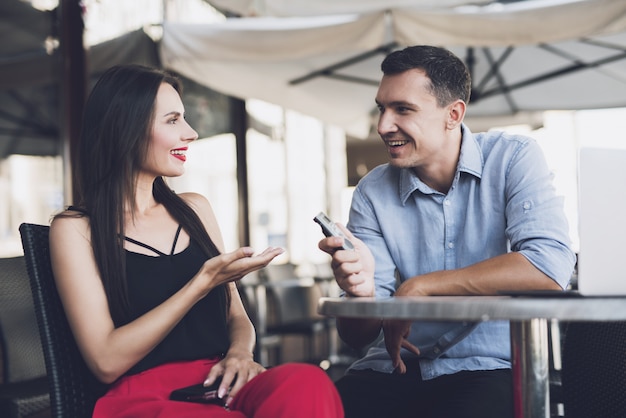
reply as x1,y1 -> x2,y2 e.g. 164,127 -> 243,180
318,45 -> 576,418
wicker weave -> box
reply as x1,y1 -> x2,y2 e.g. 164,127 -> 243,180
19,223 -> 107,418
562,321 -> 626,418
0,255 -> 50,417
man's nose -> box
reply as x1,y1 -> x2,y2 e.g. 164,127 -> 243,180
377,111 -> 397,135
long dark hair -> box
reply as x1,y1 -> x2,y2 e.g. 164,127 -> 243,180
69,64 -> 225,325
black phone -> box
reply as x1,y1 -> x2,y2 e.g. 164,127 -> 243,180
169,377 -> 225,405
314,211 -> 354,250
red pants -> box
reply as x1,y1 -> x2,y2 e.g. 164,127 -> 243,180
93,358 -> 344,417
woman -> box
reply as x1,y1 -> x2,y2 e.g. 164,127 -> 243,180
49,64 -> 343,417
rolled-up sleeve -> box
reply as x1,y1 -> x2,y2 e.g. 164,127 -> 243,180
503,138 -> 577,288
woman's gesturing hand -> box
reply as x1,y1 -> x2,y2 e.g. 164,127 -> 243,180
194,246 -> 284,292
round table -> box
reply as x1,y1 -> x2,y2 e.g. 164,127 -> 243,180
318,295 -> 626,418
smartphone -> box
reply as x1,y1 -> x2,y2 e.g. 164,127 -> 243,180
169,377 -> 225,405
314,211 -> 354,250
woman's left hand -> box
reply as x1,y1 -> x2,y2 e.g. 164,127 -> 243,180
203,349 -> 265,407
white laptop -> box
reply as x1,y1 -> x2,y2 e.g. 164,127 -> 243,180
576,147 -> 626,296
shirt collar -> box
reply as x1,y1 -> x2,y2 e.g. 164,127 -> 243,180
398,123 -> 484,204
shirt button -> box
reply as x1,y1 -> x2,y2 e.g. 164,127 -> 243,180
444,199 -> 451,206
448,242 -> 454,249
523,201 -> 531,210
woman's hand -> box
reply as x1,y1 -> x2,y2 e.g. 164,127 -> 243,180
202,348 -> 266,407
193,246 -> 284,294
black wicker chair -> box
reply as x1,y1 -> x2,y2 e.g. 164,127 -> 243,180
0,255 -> 50,418
19,223 -> 107,418
561,321 -> 626,418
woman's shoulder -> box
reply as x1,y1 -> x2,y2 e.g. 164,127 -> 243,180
178,192 -> 217,222
50,208 -> 90,239
177,192 -> 222,246
178,192 -> 214,216
178,192 -> 210,208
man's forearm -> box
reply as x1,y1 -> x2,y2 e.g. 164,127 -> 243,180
396,252 -> 561,297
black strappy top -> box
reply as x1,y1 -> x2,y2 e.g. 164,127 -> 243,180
123,224 -> 184,257
65,207 -> 230,374
122,226 -> 230,375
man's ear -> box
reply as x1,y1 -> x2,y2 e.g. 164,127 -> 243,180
446,100 -> 466,130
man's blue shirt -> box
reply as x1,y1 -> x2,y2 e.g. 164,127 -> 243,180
346,125 -> 576,380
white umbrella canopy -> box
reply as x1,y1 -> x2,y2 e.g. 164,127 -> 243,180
162,0 -> 626,137
204,0 -> 493,17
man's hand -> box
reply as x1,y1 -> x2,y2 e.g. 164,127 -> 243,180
318,224 -> 376,297
382,319 -> 420,374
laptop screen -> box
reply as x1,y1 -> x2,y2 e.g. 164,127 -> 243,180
577,147 -> 626,296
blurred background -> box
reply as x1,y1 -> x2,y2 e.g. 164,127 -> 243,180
1,3 -> 626,415
2,0 -> 626,361
2,0 -> 625,264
